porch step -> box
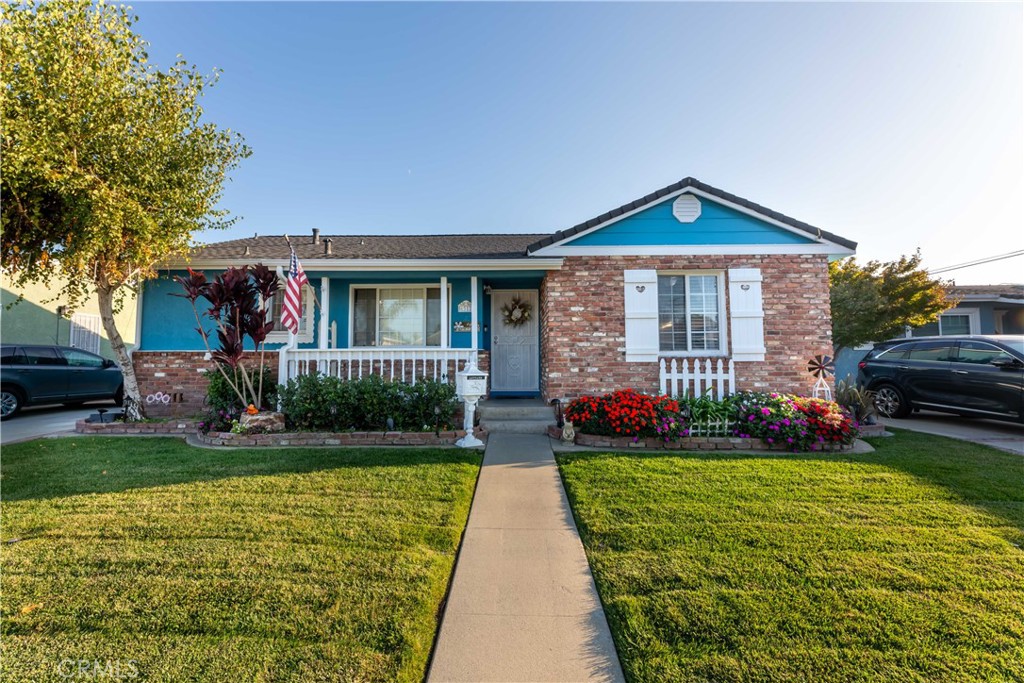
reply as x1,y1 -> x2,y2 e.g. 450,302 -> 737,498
479,418 -> 557,434
478,399 -> 556,434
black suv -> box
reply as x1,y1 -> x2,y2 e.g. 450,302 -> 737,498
0,344 -> 124,420
857,335 -> 1024,423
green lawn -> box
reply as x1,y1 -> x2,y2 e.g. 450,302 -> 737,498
1,437 -> 481,683
558,430 -> 1024,682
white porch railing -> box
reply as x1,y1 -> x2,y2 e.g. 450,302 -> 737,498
659,358 -> 736,400
279,347 -> 478,385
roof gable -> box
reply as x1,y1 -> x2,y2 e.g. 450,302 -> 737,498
527,177 -> 857,256
566,193 -> 816,248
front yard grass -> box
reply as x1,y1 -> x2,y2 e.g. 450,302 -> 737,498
558,430 -> 1024,682
1,437 -> 481,683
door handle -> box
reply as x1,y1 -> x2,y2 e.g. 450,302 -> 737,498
952,370 -> 968,375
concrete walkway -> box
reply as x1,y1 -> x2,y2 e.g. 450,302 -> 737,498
428,433 -> 625,683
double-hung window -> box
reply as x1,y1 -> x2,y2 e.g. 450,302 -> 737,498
266,280 -> 315,343
658,273 -> 724,353
353,286 -> 443,347
910,308 -> 979,337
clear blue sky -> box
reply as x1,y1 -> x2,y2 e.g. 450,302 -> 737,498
132,1 -> 1022,284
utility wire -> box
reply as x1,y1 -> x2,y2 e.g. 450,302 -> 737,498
929,250 -> 1024,275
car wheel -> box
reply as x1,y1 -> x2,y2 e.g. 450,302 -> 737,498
114,384 -> 124,407
874,384 -> 911,419
1,387 -> 23,421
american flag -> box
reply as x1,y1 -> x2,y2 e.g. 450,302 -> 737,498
281,248 -> 309,335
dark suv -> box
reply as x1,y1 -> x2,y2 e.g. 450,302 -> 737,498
857,335 -> 1024,423
0,344 -> 124,420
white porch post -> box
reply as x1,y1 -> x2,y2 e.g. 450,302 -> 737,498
440,276 -> 449,348
318,276 -> 330,349
470,276 -> 478,352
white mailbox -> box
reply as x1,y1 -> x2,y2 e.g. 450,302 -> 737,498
455,363 -> 488,448
456,368 -> 489,400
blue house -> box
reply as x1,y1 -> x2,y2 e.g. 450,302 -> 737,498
133,177 -> 856,415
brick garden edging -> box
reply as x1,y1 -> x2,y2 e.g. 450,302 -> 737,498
197,429 -> 488,448
76,419 -> 199,435
548,426 -> 854,452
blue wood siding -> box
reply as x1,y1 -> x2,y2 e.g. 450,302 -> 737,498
570,194 -> 815,246
140,269 -> 544,351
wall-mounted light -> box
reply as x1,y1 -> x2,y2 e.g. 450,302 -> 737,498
483,285 -> 492,295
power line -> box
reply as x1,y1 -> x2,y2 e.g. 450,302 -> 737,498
929,250 -> 1024,275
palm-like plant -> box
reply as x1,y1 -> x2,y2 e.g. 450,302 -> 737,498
174,265 -> 280,410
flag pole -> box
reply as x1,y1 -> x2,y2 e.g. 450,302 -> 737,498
283,234 -> 322,312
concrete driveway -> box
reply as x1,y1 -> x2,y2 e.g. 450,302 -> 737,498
1,401 -> 116,446
884,410 -> 1024,455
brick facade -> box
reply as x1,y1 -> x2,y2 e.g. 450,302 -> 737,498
540,254 -> 833,401
132,351 -> 217,417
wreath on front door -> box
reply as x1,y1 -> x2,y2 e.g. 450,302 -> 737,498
500,296 -> 532,327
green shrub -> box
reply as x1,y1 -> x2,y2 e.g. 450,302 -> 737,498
277,374 -> 458,432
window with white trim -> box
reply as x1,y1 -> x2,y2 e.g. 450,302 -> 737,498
266,281 -> 315,343
909,308 -> 979,338
352,286 -> 444,347
658,274 -> 723,353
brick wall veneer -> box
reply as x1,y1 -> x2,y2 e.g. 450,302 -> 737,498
132,351 -> 217,417
540,254 -> 833,401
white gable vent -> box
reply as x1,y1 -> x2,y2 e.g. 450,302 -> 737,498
672,194 -> 701,223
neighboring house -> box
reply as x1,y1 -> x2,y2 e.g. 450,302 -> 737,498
1,273 -> 138,359
133,177 -> 856,415
833,284 -> 1024,381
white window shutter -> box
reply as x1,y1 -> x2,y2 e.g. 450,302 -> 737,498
728,268 -> 766,361
624,270 -> 659,362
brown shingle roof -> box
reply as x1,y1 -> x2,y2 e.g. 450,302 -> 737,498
953,284 -> 1024,300
190,234 -> 549,261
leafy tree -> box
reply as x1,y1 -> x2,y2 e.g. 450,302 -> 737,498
829,251 -> 953,352
1,0 -> 250,418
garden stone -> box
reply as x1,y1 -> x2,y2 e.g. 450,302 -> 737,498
240,411 -> 285,432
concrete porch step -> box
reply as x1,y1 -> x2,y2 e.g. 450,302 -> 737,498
478,399 -> 556,434
479,418 -> 556,434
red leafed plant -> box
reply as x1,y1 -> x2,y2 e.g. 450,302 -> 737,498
565,389 -> 681,438
173,265 -> 280,410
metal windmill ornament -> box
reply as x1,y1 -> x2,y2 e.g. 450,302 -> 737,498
807,354 -> 835,401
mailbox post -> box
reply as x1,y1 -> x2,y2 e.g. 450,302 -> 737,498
455,363 -> 488,448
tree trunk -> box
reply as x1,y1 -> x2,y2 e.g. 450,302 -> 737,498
96,284 -> 145,420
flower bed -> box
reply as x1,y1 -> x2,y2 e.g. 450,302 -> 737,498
198,429 -> 486,448
560,389 -> 859,452
76,419 -> 199,435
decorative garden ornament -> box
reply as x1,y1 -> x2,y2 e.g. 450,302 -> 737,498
561,421 -> 576,444
808,354 -> 836,401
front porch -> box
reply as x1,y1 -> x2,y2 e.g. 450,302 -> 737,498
276,271 -> 545,396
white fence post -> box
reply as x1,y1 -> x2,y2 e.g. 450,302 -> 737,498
659,357 -> 734,399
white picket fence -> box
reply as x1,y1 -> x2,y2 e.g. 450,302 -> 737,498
659,358 -> 736,400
